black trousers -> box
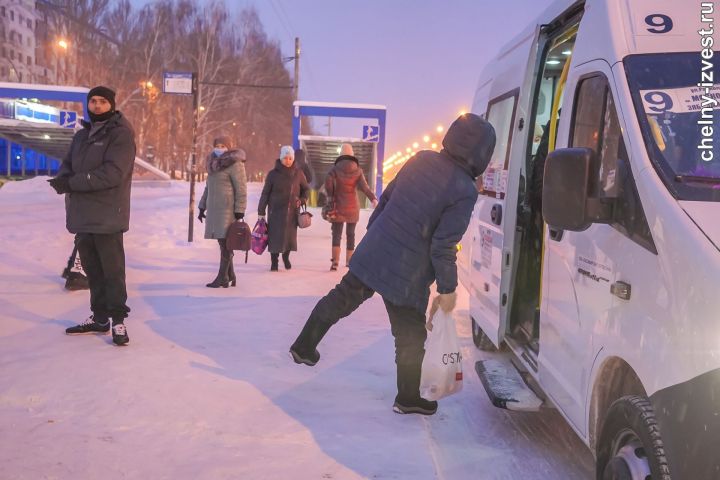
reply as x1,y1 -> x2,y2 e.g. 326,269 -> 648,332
75,232 -> 130,322
331,222 -> 357,249
307,272 -> 427,399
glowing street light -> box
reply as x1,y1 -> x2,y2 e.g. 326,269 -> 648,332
57,39 -> 69,50
412,142 -> 419,149
406,147 -> 411,153
436,125 -> 444,133
422,135 -> 430,143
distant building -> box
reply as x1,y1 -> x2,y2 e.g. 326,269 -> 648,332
0,0 -> 58,84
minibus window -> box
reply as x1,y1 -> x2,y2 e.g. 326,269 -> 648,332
481,91 -> 518,197
571,75 -> 657,253
625,53 -> 720,202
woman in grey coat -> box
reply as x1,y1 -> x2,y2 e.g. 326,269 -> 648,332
198,136 -> 247,287
258,145 -> 309,271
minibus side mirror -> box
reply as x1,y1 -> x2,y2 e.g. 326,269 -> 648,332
542,147 -> 613,232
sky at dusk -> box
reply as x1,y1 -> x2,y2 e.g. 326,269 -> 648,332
137,0 -> 556,155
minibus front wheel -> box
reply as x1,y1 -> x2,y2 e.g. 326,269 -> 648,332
597,395 -> 671,480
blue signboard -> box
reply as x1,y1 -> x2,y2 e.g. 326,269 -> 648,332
362,125 -> 379,142
60,111 -> 78,128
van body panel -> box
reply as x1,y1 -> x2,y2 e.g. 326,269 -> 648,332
623,0 -> 703,55
679,201 -> 720,251
538,59 -> 621,435
572,0 -> 699,70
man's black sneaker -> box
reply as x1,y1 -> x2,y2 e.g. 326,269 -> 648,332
112,323 -> 129,346
65,315 -> 110,335
393,397 -> 438,416
289,346 -> 319,366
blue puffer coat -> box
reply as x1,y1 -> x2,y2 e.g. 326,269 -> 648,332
349,114 -> 496,312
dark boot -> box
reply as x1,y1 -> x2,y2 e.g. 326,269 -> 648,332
270,253 -> 279,271
330,246 -> 341,271
207,241 -> 231,288
228,256 -> 236,287
290,317 -> 332,366
393,363 -> 437,415
282,251 -> 291,270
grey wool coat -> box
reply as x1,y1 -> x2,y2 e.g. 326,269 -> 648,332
257,159 -> 309,253
57,112 -> 137,234
199,149 -> 247,239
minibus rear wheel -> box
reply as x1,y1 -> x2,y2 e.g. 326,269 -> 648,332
471,317 -> 496,351
597,395 -> 671,480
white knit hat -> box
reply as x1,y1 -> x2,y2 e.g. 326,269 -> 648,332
280,145 -> 295,159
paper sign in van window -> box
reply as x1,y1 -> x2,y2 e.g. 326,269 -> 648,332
640,85 -> 720,115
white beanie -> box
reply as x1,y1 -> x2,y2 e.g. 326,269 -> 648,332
340,143 -> 354,156
280,145 -> 295,159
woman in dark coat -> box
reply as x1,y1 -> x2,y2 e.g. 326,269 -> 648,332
258,145 -> 309,271
198,135 -> 247,287
326,143 -> 377,271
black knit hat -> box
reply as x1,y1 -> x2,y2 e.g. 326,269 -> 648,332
87,86 -> 116,111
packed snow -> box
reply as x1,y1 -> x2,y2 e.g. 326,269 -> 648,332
0,178 -> 593,479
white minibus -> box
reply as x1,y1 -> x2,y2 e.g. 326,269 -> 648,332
459,0 -> 720,478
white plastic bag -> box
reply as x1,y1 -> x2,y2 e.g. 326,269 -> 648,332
420,309 -> 463,401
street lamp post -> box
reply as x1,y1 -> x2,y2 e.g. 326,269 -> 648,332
55,39 -> 68,84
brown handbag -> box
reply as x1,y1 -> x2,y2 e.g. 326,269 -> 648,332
226,220 -> 252,262
298,204 -> 313,228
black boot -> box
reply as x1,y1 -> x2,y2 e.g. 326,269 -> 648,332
270,253 -> 279,271
207,241 -> 231,288
290,317 -> 332,366
228,254 -> 236,287
393,363 -> 438,415
282,251 -> 291,270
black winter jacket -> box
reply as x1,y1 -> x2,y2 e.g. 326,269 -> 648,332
57,112 -> 137,234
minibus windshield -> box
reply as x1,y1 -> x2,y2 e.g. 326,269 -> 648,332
625,53 -> 720,202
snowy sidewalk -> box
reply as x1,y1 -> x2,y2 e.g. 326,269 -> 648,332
0,178 -> 593,480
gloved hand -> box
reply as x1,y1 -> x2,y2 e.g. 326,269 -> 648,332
371,199 -> 379,208
198,208 -> 206,223
48,176 -> 72,194
234,212 -> 244,220
429,291 -> 457,318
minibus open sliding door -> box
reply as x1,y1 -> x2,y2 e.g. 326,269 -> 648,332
468,29 -> 539,349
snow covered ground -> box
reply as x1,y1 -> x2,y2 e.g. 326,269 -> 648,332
0,178 -> 594,479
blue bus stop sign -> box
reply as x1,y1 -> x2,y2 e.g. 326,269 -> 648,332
59,111 -> 78,128
362,125 -> 379,142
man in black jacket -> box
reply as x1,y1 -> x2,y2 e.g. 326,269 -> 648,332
49,86 -> 137,346
290,114 -> 496,415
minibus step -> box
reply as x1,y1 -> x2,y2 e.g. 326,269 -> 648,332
475,358 -> 543,412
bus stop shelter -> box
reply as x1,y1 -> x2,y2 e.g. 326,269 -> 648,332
0,82 -> 89,176
292,101 -> 386,200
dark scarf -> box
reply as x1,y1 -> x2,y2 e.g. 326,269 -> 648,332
274,159 -> 297,175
